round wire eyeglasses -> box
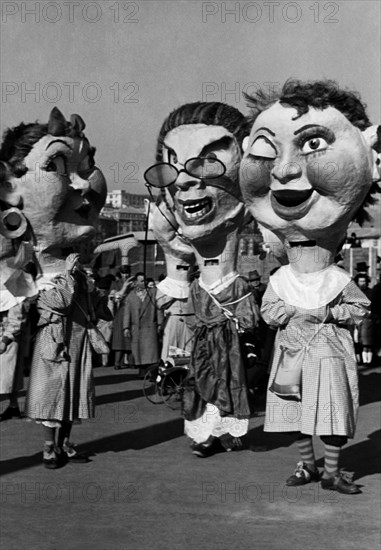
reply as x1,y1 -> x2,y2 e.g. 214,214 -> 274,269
144,157 -> 226,188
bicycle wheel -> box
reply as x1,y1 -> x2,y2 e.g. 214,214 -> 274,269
161,367 -> 188,410
142,365 -> 164,404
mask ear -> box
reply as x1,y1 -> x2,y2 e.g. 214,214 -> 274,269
362,125 -> 381,181
0,162 -> 21,206
242,136 -> 250,153
48,107 -> 67,136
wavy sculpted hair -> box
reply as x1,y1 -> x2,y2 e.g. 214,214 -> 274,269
155,101 -> 250,162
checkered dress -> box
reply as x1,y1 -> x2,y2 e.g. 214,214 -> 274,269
0,302 -> 24,395
262,279 -> 370,437
25,274 -> 112,423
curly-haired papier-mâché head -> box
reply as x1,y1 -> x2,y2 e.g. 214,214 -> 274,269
243,79 -> 380,225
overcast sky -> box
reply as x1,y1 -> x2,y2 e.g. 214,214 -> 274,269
1,0 -> 380,195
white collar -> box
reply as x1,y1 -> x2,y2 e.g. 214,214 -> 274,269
157,277 -> 190,299
270,264 -> 351,308
199,271 -> 240,295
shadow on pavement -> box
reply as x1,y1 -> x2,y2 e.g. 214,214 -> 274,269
95,389 -> 143,405
359,372 -> 381,406
83,417 -> 184,455
0,452 -> 41,477
315,429 -> 381,481
247,423 -> 295,452
94,372 -> 140,386
0,418 -> 184,476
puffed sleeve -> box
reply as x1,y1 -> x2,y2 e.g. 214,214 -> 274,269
156,289 -> 177,311
38,273 -> 77,317
261,283 -> 291,327
329,280 -> 371,326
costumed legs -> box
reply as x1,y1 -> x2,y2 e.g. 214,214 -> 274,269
286,433 -> 360,494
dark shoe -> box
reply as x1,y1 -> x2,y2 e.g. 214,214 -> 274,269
321,471 -> 361,494
191,436 -> 219,458
220,434 -> 243,452
62,443 -> 90,463
42,444 -> 62,470
0,406 -> 22,422
286,461 -> 320,486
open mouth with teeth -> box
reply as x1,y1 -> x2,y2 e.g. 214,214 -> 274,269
181,197 -> 213,221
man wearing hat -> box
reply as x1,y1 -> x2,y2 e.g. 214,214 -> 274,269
356,262 -> 369,275
247,270 -> 266,308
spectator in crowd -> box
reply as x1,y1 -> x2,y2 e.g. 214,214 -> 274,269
95,273 -> 116,368
354,273 -> 374,367
110,266 -> 135,370
123,272 -> 161,378
25,253 -> 112,469
146,278 -> 156,289
371,271 -> 381,358
247,270 -> 267,308
347,232 -> 361,248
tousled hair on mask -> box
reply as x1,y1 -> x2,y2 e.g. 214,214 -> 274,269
0,109 -> 92,178
244,78 -> 372,130
0,123 -> 49,177
244,79 -> 379,225
156,102 -> 249,162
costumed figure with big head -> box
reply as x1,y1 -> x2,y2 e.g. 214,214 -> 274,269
148,200 -> 196,365
146,102 -> 260,457
240,79 -> 380,493
0,108 -> 112,467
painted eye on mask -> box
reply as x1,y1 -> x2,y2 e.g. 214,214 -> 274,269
167,149 -> 178,165
301,137 -> 329,155
249,137 -> 277,160
45,156 -> 67,176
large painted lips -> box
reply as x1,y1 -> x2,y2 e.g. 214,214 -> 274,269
271,189 -> 315,220
178,197 -> 214,223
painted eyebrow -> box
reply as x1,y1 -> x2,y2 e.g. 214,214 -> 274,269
200,135 -> 233,155
293,124 -> 329,136
45,139 -> 73,151
163,135 -> 233,156
254,127 -> 276,137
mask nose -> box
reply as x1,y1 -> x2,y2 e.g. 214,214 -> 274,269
175,170 -> 202,191
272,160 -> 302,185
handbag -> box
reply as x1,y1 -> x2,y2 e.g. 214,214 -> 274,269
75,298 -> 110,356
269,323 -> 326,401
86,323 -> 110,355
269,345 -> 303,401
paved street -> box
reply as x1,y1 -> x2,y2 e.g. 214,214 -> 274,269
1,365 -> 380,550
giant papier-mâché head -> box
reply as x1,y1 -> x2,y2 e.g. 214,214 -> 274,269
239,80 -> 380,250
144,102 -> 250,244
0,107 -> 107,263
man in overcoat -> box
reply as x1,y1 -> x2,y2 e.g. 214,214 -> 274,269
123,273 -> 161,376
